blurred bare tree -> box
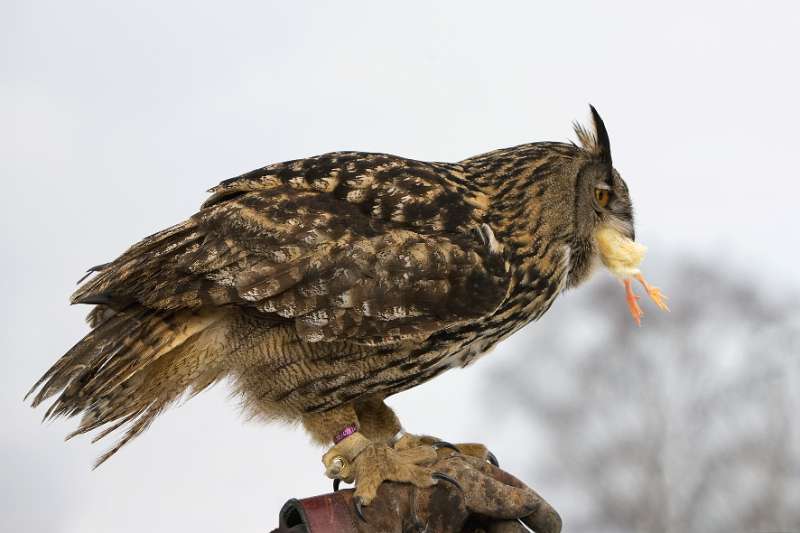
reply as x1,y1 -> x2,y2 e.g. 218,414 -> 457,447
490,259 -> 800,533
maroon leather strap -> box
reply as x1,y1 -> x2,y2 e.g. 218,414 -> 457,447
277,492 -> 357,532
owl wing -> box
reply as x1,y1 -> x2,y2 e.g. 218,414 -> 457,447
73,156 -> 509,346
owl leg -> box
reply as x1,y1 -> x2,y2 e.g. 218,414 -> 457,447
353,396 -> 403,443
303,401 -> 460,520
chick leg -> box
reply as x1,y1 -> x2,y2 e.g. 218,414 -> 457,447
624,278 -> 644,326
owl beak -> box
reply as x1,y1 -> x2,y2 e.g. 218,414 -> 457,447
618,210 -> 635,241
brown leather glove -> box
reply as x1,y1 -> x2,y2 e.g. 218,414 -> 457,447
271,453 -> 561,533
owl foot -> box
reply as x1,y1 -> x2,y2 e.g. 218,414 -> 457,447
394,433 -> 500,466
322,432 -> 461,521
331,441 -> 472,491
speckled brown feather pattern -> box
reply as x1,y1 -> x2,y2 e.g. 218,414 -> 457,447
29,111 -> 632,464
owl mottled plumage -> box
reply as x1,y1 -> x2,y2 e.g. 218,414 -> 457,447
29,108 -> 635,502
72,156 -> 510,346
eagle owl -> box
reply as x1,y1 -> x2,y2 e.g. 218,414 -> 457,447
28,107 -> 636,511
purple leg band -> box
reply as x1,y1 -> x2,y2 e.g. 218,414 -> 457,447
333,424 -> 359,444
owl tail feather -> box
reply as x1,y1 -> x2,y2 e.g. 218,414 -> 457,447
26,306 -> 226,467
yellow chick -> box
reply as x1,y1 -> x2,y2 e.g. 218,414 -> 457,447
595,225 -> 669,325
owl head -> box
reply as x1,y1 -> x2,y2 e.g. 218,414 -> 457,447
567,106 -> 635,287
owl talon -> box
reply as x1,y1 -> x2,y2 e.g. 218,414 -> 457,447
353,496 -> 367,522
431,440 -> 461,453
432,471 -> 463,493
487,450 -> 499,467
333,478 -> 341,492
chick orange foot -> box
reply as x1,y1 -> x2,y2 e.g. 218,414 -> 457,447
635,273 -> 670,312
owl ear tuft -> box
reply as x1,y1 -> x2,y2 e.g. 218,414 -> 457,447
573,105 -> 612,168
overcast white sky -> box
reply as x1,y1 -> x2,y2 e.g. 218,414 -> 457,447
2,1 -> 799,532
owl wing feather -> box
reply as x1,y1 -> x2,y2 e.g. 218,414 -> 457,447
73,156 -> 510,346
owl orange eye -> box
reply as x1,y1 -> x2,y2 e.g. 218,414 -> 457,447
594,188 -> 610,208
